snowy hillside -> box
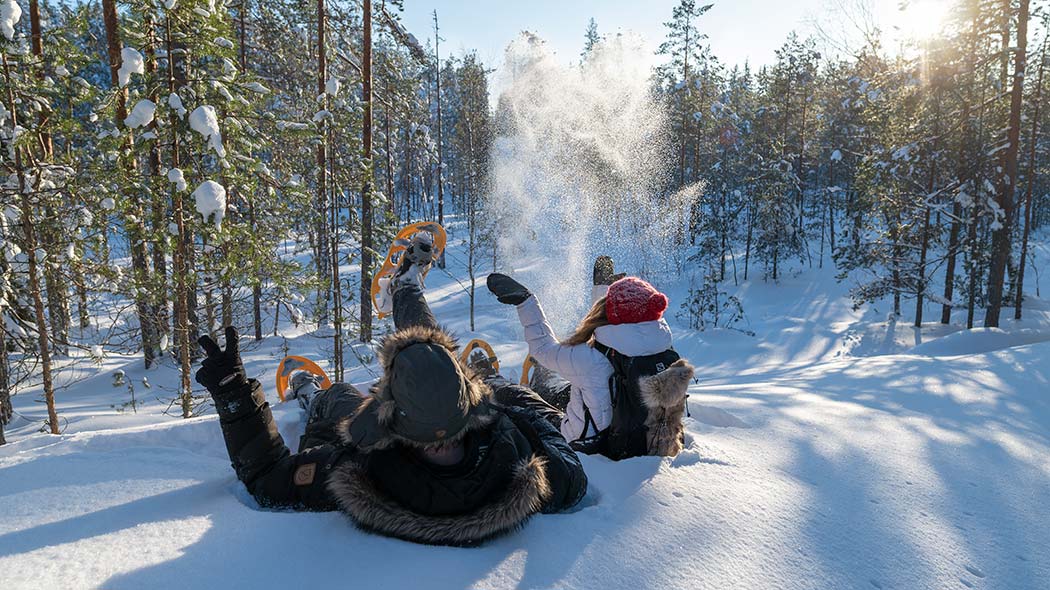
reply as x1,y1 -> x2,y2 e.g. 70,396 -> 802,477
2,234 -> 1049,590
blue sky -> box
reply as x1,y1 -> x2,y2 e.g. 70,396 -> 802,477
396,0 -> 954,71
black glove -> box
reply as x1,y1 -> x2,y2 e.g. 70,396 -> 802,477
344,401 -> 388,451
195,326 -> 247,396
487,273 -> 532,306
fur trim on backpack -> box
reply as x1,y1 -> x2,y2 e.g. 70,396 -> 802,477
327,454 -> 552,546
335,325 -> 496,451
637,359 -> 695,456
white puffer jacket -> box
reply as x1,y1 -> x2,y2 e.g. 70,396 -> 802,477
516,295 -> 674,442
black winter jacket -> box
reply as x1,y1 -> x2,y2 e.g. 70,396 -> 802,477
212,378 -> 587,546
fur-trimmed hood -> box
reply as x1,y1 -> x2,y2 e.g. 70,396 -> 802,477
638,358 -> 695,456
327,454 -> 552,546
337,325 -> 496,451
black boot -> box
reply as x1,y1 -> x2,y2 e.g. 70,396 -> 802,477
593,256 -> 626,286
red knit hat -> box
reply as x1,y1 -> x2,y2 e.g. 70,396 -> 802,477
605,277 -> 669,325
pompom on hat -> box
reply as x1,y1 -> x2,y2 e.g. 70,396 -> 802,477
605,277 -> 669,325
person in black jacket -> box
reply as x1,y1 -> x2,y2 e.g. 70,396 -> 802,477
196,235 -> 587,546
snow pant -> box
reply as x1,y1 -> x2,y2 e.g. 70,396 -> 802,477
487,379 -> 564,431
393,284 -> 438,332
528,363 -> 572,413
298,383 -> 365,452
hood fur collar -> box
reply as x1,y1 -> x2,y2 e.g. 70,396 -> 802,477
327,455 -> 552,546
336,325 -> 495,451
638,359 -> 695,456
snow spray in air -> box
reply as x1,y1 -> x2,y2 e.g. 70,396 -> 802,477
488,32 -> 697,332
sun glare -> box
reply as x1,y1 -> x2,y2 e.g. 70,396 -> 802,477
895,0 -> 952,41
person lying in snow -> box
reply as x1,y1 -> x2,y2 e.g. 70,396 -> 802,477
486,258 -> 695,460
194,236 -> 587,546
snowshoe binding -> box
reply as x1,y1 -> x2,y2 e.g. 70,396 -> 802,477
275,355 -> 332,403
461,339 -> 500,380
372,222 -> 448,319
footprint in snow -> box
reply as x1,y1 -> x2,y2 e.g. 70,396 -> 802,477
960,578 -> 974,588
869,580 -> 882,589
964,565 -> 985,578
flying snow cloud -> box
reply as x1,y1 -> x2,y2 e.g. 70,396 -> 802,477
489,32 -> 692,330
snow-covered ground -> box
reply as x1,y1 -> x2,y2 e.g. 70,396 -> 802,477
2,231 -> 1049,590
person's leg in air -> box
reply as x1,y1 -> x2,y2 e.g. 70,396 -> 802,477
390,232 -> 440,331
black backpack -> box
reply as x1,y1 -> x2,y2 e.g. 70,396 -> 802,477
588,342 -> 684,460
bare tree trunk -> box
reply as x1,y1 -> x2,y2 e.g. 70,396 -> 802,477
942,201 -> 963,324
145,14 -> 169,348
0,310 -> 11,445
360,0 -> 374,342
744,197 -> 753,281
1014,31 -> 1046,320
28,0 -> 51,159
249,190 -> 263,340
103,0 -> 157,368
3,43 -> 58,436
967,202 -> 980,329
331,146 -> 343,380
315,0 -> 330,325
29,1 -> 68,355
222,286 -> 233,329
679,19 -> 690,188
829,160 -> 836,252
166,15 -> 193,417
21,195 -> 59,434
984,0 -> 1029,327
385,104 -> 396,221
433,11 -> 446,268
916,91 -> 940,328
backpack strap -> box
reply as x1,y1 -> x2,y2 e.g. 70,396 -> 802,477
582,403 -> 600,437
592,341 -> 614,360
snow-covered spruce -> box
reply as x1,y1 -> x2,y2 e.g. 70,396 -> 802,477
193,180 -> 226,228
167,168 -> 187,192
325,76 -> 340,96
1,0 -> 20,41
124,99 -> 156,129
244,81 -> 269,94
168,93 -> 187,118
188,105 -> 225,158
117,47 -> 144,87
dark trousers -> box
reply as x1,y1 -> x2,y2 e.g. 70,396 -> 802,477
489,380 -> 564,430
393,285 -> 438,331
299,383 -> 365,451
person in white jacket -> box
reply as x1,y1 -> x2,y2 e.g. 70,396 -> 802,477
486,263 -> 681,452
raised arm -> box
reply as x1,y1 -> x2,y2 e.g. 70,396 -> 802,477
196,327 -> 344,511
487,274 -> 614,434
515,296 -> 608,382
